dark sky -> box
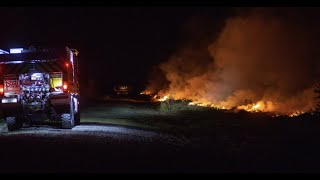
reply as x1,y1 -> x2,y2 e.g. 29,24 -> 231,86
0,7 -> 231,95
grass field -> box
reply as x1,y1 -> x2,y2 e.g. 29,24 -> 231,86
81,100 -> 320,140
2,98 -> 320,172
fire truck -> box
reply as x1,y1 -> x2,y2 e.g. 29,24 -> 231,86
0,46 -> 80,131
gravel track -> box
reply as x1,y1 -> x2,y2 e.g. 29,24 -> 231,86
0,124 -> 193,173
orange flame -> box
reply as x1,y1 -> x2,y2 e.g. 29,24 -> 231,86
140,90 -> 152,95
158,95 -> 169,102
147,93 -> 307,116
236,101 -> 274,112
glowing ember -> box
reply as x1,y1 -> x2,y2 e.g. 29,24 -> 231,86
188,101 -> 218,108
253,103 -> 260,110
237,101 -> 268,112
158,95 -> 169,102
289,111 -> 305,117
140,91 -> 152,95
149,92 -> 312,116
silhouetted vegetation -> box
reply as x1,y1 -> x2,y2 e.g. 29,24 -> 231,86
314,83 -> 320,114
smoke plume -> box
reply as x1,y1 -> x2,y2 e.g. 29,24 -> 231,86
145,8 -> 320,114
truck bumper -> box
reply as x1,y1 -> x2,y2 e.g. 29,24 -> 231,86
1,101 -> 20,116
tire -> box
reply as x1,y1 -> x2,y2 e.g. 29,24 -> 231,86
61,96 -> 75,129
5,116 -> 22,131
61,113 -> 74,129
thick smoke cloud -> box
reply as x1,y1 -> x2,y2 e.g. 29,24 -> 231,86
145,8 -> 320,114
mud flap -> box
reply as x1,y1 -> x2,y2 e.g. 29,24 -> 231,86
0,119 -> 9,133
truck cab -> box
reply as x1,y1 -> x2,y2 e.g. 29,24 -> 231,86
0,46 -> 80,130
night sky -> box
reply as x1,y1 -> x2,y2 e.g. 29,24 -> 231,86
0,7 -> 231,95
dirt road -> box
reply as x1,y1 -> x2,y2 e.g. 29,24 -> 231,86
0,123 -> 196,173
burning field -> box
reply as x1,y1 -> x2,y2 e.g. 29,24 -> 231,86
142,8 -> 320,117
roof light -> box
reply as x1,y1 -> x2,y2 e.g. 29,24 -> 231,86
10,48 -> 23,54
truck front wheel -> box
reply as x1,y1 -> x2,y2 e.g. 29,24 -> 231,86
5,116 -> 22,131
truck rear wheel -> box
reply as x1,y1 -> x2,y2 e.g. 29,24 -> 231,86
61,97 -> 75,129
61,113 -> 75,129
5,116 -> 22,131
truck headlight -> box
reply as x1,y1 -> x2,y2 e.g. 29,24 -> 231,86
2,98 -> 18,103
